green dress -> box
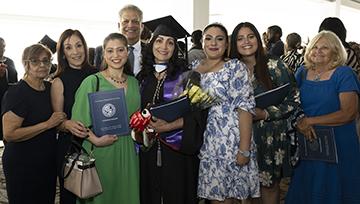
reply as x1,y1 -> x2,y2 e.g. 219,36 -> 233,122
71,73 -> 140,204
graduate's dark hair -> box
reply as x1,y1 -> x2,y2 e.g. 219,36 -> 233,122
137,32 -> 187,83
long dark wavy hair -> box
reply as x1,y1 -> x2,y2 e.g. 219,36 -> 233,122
55,29 -> 93,78
101,33 -> 133,76
137,34 -> 187,83
229,22 -> 273,90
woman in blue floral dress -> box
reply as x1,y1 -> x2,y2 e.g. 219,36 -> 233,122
192,23 -> 260,203
229,22 -> 299,204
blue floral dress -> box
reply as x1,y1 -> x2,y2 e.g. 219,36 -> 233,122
192,59 -> 260,200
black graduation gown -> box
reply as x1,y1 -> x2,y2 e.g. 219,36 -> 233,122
139,73 -> 207,204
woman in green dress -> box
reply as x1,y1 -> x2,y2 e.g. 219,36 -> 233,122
71,33 -> 140,204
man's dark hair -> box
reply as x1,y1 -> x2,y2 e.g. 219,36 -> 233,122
191,30 -> 202,45
268,25 -> 282,38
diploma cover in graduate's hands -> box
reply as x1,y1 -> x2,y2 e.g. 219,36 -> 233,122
88,89 -> 130,137
148,96 -> 191,141
149,96 -> 191,122
255,83 -> 291,109
298,127 -> 338,163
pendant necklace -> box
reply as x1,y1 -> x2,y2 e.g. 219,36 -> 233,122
314,73 -> 322,81
313,69 -> 326,82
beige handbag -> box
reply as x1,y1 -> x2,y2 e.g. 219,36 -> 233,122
63,140 -> 103,199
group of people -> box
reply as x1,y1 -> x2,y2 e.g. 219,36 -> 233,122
1,3 -> 360,204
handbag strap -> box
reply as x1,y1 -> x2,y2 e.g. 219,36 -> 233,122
62,74 -> 100,179
95,74 -> 100,92
91,74 -> 100,151
62,139 -> 93,179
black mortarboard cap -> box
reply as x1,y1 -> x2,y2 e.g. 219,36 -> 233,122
144,15 -> 190,40
39,35 -> 57,54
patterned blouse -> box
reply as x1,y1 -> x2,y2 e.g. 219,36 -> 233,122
346,48 -> 360,76
280,50 -> 304,73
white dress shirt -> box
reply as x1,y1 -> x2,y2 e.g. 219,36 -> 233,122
131,40 -> 142,76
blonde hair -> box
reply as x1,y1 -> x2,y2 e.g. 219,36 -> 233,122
304,30 -> 347,70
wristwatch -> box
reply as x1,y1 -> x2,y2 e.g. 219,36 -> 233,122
239,149 -> 250,158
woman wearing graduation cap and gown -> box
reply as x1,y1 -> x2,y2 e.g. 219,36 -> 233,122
137,20 -> 208,204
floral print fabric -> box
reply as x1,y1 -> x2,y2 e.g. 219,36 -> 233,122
252,58 -> 299,187
193,59 -> 260,200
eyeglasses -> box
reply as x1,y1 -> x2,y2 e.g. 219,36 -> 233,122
25,59 -> 52,66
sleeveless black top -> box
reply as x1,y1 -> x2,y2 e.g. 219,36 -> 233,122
59,65 -> 96,117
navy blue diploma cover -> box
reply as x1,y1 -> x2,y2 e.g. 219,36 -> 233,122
148,96 -> 191,139
149,96 -> 191,122
88,89 -> 130,137
298,127 -> 338,163
255,83 -> 291,109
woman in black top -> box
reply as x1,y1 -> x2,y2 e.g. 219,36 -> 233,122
2,44 -> 66,204
50,29 -> 97,204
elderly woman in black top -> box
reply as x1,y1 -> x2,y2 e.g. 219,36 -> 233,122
2,44 -> 66,203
